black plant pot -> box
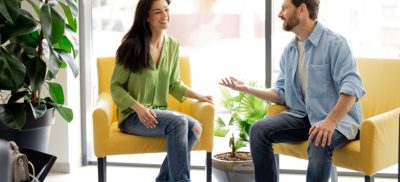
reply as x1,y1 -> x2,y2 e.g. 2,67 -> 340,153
0,106 -> 55,153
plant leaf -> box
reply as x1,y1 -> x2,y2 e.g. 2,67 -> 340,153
29,102 -> 47,119
64,0 -> 78,17
58,51 -> 78,77
238,131 -> 248,142
56,106 -> 73,122
5,42 -> 37,63
26,0 -> 40,17
0,103 -> 26,130
48,82 -> 64,104
59,1 -> 77,32
64,27 -> 78,58
40,5 -> 65,45
234,140 -> 247,152
0,47 -> 26,90
14,31 -> 39,48
0,9 -> 38,44
239,119 -> 252,136
214,128 -> 229,137
47,48 -> 63,79
216,117 -> 226,128
0,0 -> 20,24
53,36 -> 73,53
7,90 -> 28,103
43,97 -> 56,107
26,57 -> 46,92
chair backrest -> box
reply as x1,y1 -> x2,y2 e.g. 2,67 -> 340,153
357,58 -> 400,119
96,56 -> 191,121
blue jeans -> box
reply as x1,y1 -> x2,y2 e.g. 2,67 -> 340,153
119,110 -> 202,182
249,113 -> 351,182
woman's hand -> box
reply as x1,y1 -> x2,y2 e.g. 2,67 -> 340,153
219,77 -> 248,92
197,95 -> 213,104
183,88 -> 214,104
131,102 -> 158,128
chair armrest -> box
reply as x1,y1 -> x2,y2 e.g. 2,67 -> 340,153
269,104 -> 288,116
180,99 -> 215,151
93,93 -> 114,146
186,99 -> 215,152
181,99 -> 215,124
360,107 -> 400,174
192,101 -> 215,126
180,98 -> 196,116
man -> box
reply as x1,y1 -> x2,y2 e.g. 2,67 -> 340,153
220,0 -> 365,181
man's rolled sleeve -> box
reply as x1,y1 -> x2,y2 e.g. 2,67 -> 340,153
340,80 -> 365,100
273,87 -> 285,105
272,54 -> 286,105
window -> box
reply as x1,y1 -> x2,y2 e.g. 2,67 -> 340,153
272,0 -> 400,82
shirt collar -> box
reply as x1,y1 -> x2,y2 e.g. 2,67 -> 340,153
289,21 -> 323,48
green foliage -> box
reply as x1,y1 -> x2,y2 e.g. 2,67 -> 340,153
215,81 -> 270,157
0,0 -> 79,129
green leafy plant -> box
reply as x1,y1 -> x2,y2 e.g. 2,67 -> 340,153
0,0 -> 79,129
215,81 -> 270,158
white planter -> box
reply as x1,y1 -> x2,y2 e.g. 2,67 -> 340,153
212,152 -> 255,182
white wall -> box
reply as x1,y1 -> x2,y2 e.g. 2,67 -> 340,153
48,68 -> 81,173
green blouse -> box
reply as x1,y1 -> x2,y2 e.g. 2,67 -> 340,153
110,35 -> 188,123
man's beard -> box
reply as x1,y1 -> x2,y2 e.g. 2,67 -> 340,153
282,16 -> 300,31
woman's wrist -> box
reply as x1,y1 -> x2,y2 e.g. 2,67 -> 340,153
131,102 -> 144,112
195,93 -> 203,100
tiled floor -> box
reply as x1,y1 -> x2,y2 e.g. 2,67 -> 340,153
46,165 -> 397,182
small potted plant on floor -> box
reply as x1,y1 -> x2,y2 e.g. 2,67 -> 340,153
0,0 -> 79,152
213,81 -> 269,182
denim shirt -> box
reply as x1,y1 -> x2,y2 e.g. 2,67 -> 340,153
273,22 -> 365,140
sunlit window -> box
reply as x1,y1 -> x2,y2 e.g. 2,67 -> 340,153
272,0 -> 400,82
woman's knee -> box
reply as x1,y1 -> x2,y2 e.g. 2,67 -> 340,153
164,113 -> 189,132
191,122 -> 202,139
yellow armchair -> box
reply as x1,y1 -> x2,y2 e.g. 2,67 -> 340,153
93,56 -> 215,182
271,58 -> 400,181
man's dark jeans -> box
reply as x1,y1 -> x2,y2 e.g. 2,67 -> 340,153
249,113 -> 350,182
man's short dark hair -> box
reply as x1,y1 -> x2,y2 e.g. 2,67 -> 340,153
291,0 -> 320,20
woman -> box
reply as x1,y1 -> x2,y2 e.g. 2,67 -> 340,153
110,0 -> 213,181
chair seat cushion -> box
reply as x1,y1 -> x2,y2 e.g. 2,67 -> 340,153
106,122 -> 167,155
273,140 -> 362,172
102,121 -> 208,156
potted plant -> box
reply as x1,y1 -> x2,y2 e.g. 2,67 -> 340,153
0,0 -> 78,152
213,81 -> 269,182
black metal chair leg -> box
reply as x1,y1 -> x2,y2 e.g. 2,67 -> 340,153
330,166 -> 338,182
274,154 -> 280,169
98,157 -> 107,182
206,152 -> 212,182
274,154 -> 280,182
364,175 -> 374,182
